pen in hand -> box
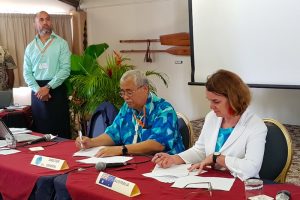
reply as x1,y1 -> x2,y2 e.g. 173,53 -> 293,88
78,130 -> 84,149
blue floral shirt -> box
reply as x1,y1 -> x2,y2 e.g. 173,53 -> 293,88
105,93 -> 184,154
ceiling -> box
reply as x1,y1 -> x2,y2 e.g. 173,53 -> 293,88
0,0 -> 77,13
57,0 -> 80,9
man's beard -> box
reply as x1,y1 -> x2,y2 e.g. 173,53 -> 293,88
38,28 -> 52,35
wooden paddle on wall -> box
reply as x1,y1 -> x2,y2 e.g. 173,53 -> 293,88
120,32 -> 190,46
120,46 -> 190,56
159,32 -> 190,46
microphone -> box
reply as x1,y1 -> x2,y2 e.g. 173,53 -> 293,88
275,190 -> 291,200
95,162 -> 127,171
26,134 -> 51,145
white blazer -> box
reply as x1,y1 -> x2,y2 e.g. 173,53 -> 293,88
178,108 -> 267,180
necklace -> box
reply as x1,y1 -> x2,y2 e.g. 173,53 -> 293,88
132,106 -> 146,144
133,106 -> 146,128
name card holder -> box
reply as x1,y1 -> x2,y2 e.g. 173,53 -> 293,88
96,172 -> 140,197
31,155 -> 69,170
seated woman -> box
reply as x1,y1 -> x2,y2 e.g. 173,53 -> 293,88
152,69 -> 267,180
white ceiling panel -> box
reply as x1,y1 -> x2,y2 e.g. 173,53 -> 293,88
0,0 -> 75,14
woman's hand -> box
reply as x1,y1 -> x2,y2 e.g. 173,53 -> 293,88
188,154 -> 214,174
152,153 -> 178,168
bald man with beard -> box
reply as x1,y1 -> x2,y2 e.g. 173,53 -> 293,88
23,11 -> 71,138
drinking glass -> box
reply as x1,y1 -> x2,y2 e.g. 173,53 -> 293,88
184,182 -> 212,199
5,135 -> 16,149
244,178 -> 263,199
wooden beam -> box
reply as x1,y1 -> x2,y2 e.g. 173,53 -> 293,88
57,0 -> 80,8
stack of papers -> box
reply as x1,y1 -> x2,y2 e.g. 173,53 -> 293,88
76,156 -> 133,164
73,146 -> 133,164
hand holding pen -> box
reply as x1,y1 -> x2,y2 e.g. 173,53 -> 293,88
75,131 -> 89,149
75,131 -> 94,149
78,130 -> 84,149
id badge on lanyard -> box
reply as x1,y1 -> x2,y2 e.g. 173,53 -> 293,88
39,63 -> 49,69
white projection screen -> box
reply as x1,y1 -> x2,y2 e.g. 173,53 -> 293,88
188,0 -> 300,89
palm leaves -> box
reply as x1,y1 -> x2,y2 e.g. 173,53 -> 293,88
67,43 -> 169,134
67,43 -> 134,116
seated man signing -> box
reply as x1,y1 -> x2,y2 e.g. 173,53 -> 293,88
75,70 -> 184,157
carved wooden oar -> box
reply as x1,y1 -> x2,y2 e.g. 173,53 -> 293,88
120,32 -> 190,46
159,32 -> 190,46
120,46 -> 190,56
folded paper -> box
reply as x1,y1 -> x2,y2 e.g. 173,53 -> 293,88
31,155 -> 69,170
96,172 -> 140,197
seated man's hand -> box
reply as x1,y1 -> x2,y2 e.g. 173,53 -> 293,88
152,152 -> 176,168
94,146 -> 122,157
75,136 -> 92,149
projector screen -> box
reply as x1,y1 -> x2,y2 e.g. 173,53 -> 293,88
188,0 -> 300,89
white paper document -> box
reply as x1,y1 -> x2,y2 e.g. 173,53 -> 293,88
143,164 -> 201,183
73,146 -> 105,157
152,164 -> 194,177
5,105 -> 27,110
171,176 -> 235,191
0,148 -> 20,155
0,140 -> 7,148
76,156 -> 133,164
9,128 -> 32,135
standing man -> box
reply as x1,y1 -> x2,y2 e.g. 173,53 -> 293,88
23,11 -> 71,138
0,46 -> 16,91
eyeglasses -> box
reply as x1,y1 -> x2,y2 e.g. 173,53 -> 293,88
119,86 -> 143,97
183,182 -> 212,199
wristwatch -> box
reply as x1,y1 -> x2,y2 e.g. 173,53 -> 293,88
213,152 -> 221,163
122,145 -> 128,155
45,84 -> 51,89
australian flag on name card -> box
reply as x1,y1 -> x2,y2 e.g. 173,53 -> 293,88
99,173 -> 116,188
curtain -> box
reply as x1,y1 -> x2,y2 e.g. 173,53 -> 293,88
71,10 -> 87,55
0,13 -> 72,87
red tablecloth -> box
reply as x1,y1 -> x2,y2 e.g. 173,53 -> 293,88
0,140 -> 86,200
66,156 -> 300,200
0,106 -> 32,128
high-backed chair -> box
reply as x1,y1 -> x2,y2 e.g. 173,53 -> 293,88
259,118 -> 293,183
176,112 -> 194,150
87,101 -> 118,138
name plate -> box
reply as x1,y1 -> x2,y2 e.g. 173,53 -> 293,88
31,155 -> 69,170
96,172 -> 140,197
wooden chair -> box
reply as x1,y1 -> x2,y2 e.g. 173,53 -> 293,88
259,118 -> 293,183
176,112 -> 194,150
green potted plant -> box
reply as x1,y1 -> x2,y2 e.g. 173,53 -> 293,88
66,43 -> 168,135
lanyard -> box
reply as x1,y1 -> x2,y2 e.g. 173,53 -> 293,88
132,106 -> 146,144
133,106 -> 146,128
35,37 -> 54,56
